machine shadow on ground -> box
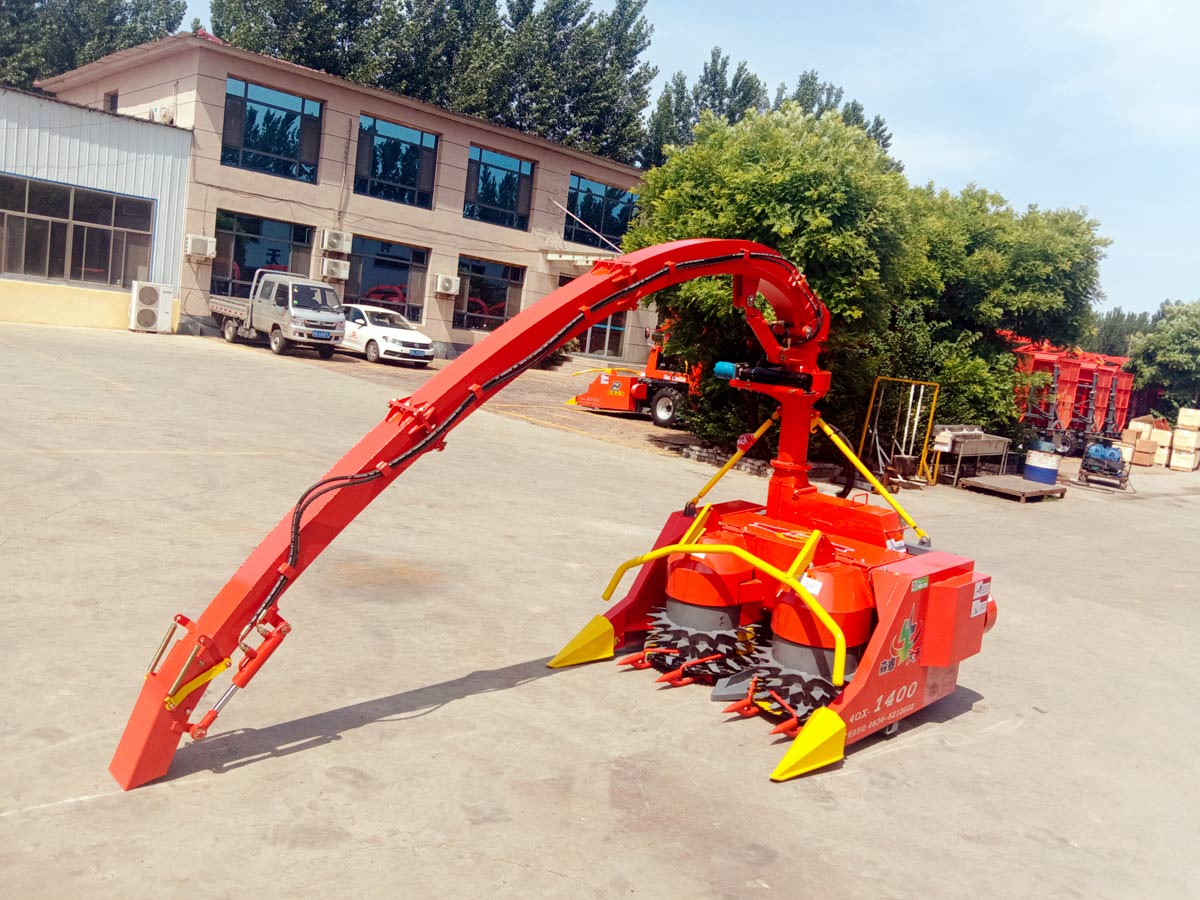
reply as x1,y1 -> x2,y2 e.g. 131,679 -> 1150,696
164,656 -> 558,782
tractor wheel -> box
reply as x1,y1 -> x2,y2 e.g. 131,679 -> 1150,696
269,328 -> 289,355
365,340 -> 381,364
222,317 -> 238,343
316,345 -> 335,360
652,387 -> 683,428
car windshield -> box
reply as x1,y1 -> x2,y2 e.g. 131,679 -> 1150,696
366,310 -> 414,329
291,285 -> 341,311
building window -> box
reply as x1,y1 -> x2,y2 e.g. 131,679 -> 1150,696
454,256 -> 523,331
104,91 -> 118,113
564,174 -> 636,249
221,77 -> 322,184
463,146 -> 533,230
0,172 -> 153,288
557,275 -> 626,357
345,237 -> 428,322
211,210 -> 313,298
354,116 -> 437,210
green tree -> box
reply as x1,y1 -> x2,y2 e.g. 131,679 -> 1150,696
212,0 -> 376,81
39,0 -> 185,76
1,0 -> 185,86
642,70 -> 694,168
1128,301 -> 1200,408
626,105 -> 915,443
1083,306 -> 1156,356
0,0 -> 43,88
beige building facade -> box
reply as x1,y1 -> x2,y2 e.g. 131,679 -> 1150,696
38,32 -> 653,361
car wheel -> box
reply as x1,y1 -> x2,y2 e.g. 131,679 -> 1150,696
365,340 -> 381,364
316,345 -> 335,360
269,328 -> 289,355
652,387 -> 683,428
222,317 -> 238,343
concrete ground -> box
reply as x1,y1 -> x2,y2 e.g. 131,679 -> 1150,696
0,323 -> 1196,900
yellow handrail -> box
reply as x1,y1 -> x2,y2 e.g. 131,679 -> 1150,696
814,414 -> 930,544
602,539 -> 847,685
687,410 -> 779,508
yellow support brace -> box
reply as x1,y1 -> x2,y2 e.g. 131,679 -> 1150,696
786,528 -> 823,579
814,415 -> 930,545
164,657 -> 231,711
602,541 -> 847,686
688,411 -> 779,509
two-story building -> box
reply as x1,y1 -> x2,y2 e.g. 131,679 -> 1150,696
20,30 -> 650,361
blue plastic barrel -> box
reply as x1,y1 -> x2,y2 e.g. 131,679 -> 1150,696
1024,450 -> 1061,485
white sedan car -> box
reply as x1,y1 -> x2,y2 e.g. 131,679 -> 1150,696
341,304 -> 435,366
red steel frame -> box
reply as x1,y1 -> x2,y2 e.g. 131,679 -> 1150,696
111,239 -> 829,790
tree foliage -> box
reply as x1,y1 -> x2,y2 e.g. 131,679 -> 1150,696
643,48 -> 891,171
0,0 -> 185,88
1127,301 -> 1200,408
1083,306 -> 1157,356
626,106 -> 1110,447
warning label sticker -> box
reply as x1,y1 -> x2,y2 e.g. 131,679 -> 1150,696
973,579 -> 991,599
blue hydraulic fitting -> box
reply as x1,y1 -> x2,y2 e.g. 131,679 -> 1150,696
714,361 -> 738,380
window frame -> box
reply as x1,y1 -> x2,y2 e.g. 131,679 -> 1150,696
343,235 -> 429,323
454,255 -> 525,331
221,76 -> 324,185
211,210 -> 314,299
0,172 -> 154,290
563,173 -> 636,249
463,145 -> 534,231
354,114 -> 438,210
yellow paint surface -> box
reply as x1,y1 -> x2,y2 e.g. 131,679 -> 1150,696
0,279 -> 177,331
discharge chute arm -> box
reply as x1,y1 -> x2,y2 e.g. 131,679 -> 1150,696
110,238 -> 828,790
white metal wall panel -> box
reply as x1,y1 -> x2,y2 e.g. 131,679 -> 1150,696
0,89 -> 191,289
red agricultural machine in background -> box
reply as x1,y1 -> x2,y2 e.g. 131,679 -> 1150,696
110,239 -> 997,790
567,329 -> 698,427
1009,334 -> 1134,454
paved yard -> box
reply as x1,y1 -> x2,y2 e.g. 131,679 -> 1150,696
0,324 -> 1196,899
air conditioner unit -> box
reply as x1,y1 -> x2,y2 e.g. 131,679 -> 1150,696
184,233 -> 217,259
434,274 -> 460,294
129,281 -> 177,333
321,257 -> 350,280
149,106 -> 176,126
320,228 -> 353,253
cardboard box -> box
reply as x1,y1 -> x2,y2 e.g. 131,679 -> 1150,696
1174,429 -> 1200,452
1132,450 -> 1156,467
1117,441 -> 1134,462
1128,416 -> 1156,438
1135,438 -> 1158,454
1178,408 -> 1200,429
1121,428 -> 1141,444
1155,445 -> 1171,467
1169,448 -> 1200,471
1150,428 -> 1173,449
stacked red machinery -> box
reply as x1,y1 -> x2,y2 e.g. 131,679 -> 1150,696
1008,333 -> 1134,454
110,239 -> 997,789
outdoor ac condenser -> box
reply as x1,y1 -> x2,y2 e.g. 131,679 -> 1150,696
321,257 -> 350,280
128,282 -> 176,333
320,228 -> 353,253
434,274 -> 460,294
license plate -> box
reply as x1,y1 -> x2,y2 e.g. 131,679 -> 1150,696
312,330 -> 331,339
406,348 -> 426,356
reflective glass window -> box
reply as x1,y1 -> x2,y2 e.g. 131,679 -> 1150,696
211,209 -> 314,298
354,115 -> 437,210
344,235 -> 428,322
222,77 -> 322,184
463,145 -> 534,230
454,256 -> 524,331
564,174 -> 636,249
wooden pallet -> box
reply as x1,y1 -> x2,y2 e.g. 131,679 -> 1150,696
958,474 -> 1067,503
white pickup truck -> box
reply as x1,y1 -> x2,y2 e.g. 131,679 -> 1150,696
209,270 -> 346,358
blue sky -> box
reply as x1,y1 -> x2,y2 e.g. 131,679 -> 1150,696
186,0 -> 1198,313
